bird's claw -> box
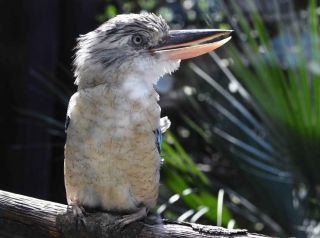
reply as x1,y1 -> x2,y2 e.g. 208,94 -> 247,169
72,204 -> 87,217
68,204 -> 87,228
115,207 -> 147,228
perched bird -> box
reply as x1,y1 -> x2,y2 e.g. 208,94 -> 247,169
64,13 -> 231,225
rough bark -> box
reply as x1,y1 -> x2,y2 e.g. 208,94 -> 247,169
0,190 -> 270,238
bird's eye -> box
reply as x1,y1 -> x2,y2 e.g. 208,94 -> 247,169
132,34 -> 143,46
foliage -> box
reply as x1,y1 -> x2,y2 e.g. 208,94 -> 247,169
159,132 -> 231,226
96,0 -> 217,27
180,0 -> 320,237
159,132 -> 285,232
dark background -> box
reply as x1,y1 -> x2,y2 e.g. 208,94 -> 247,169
0,0 -> 106,202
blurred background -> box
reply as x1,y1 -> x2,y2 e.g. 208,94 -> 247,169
1,0 -> 319,237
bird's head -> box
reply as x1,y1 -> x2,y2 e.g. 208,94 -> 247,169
74,13 -> 231,91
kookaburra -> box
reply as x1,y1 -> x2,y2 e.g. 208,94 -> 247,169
64,12 -> 231,226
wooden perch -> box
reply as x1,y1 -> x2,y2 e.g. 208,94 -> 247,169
0,190 -> 269,238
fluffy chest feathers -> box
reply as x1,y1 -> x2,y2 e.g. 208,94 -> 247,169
64,78 -> 162,211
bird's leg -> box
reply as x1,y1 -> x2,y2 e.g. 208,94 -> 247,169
68,199 -> 87,227
116,207 -> 147,228
71,204 -> 86,217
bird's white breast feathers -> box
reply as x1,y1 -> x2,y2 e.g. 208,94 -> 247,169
64,75 -> 168,212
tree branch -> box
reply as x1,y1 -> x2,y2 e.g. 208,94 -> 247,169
0,190 -> 269,238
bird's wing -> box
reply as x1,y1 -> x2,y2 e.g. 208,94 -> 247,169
154,127 -> 162,154
65,92 -> 79,132
65,115 -> 70,132
154,117 -> 171,153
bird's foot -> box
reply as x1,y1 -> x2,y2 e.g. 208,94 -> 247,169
68,202 -> 87,228
71,204 -> 87,217
116,207 -> 147,228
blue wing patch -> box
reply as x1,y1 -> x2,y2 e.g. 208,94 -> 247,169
65,115 -> 70,132
154,128 -> 162,154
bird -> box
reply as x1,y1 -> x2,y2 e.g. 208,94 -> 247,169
64,12 -> 231,226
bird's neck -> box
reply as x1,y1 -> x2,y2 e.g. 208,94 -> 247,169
119,72 -> 159,100
76,68 -> 160,97
76,72 -> 160,109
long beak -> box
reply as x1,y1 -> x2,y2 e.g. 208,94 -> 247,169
152,29 -> 232,60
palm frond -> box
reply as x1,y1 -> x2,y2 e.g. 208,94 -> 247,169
183,0 -> 320,236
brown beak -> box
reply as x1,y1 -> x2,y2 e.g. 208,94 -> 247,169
152,29 -> 232,60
